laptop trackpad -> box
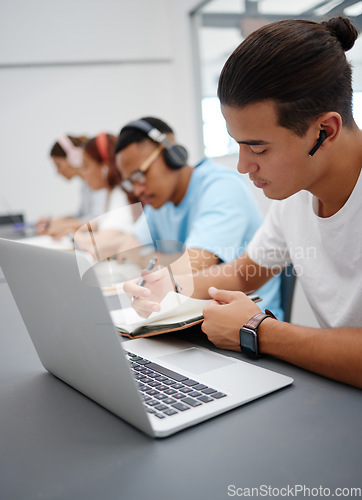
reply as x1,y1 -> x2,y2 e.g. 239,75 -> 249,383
158,347 -> 236,375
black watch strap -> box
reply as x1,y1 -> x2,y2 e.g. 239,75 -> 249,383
240,309 -> 277,358
243,309 -> 276,331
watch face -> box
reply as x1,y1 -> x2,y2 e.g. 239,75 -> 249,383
240,327 -> 258,358
242,329 -> 257,350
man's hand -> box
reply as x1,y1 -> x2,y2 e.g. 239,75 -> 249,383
37,217 -> 82,240
123,266 -> 175,317
201,287 -> 261,351
36,217 -> 51,235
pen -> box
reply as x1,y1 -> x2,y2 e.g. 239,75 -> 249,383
67,233 -> 96,266
132,256 -> 158,303
137,256 -> 158,287
213,292 -> 261,305
67,233 -> 82,251
86,222 -> 101,262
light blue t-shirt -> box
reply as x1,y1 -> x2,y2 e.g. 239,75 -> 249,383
133,159 -> 283,319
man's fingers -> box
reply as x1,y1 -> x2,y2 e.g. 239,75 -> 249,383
208,287 -> 243,303
123,280 -> 151,298
131,298 -> 161,317
141,266 -> 170,284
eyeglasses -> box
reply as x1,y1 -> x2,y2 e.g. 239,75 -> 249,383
121,145 -> 163,193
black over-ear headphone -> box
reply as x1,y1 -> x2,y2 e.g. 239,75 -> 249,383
309,130 -> 327,157
121,119 -> 188,170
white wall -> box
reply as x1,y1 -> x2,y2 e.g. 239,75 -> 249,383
0,0 -> 203,220
0,0 -> 318,327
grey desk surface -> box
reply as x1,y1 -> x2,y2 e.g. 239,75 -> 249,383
0,276 -> 361,500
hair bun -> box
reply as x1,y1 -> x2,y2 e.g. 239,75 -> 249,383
322,16 -> 359,51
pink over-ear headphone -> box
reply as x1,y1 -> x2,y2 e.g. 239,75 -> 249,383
57,135 -> 83,167
95,132 -> 109,164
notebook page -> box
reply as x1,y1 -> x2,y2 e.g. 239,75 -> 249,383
110,292 -> 209,333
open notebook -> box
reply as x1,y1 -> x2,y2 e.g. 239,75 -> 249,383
110,291 -> 261,339
111,292 -> 210,338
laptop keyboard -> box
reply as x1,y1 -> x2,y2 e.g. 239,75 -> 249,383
125,350 -> 227,420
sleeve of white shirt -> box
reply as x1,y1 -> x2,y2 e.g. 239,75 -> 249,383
246,200 -> 292,269
96,187 -> 134,233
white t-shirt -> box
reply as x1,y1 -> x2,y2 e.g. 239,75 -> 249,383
96,187 -> 134,233
247,170 -> 362,329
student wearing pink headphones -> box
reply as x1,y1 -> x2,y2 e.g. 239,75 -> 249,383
72,133 -> 136,259
37,135 -> 107,238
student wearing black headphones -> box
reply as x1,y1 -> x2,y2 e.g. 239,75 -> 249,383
115,116 -> 283,319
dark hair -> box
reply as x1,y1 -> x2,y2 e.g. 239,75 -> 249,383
50,135 -> 88,158
218,17 -> 359,136
84,133 -> 121,189
114,117 -> 174,154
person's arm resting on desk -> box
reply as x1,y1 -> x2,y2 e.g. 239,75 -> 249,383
198,253 -> 362,389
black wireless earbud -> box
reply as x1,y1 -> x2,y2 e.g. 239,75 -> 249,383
309,130 -> 327,157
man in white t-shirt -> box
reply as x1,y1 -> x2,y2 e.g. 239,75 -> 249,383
125,17 -> 362,388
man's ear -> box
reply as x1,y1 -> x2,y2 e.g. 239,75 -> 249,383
319,112 -> 342,145
309,130 -> 327,156
308,112 -> 342,156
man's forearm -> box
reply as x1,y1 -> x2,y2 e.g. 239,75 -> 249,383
259,320 -> 362,388
188,253 -> 274,299
191,262 -> 246,298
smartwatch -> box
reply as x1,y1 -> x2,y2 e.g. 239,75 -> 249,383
239,309 -> 276,358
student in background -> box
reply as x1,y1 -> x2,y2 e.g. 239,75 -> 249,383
37,135 -> 107,239
73,132 -> 135,255
116,116 -> 283,319
125,18 -> 362,388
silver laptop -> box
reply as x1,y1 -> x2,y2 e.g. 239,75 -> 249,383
0,238 -> 293,438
